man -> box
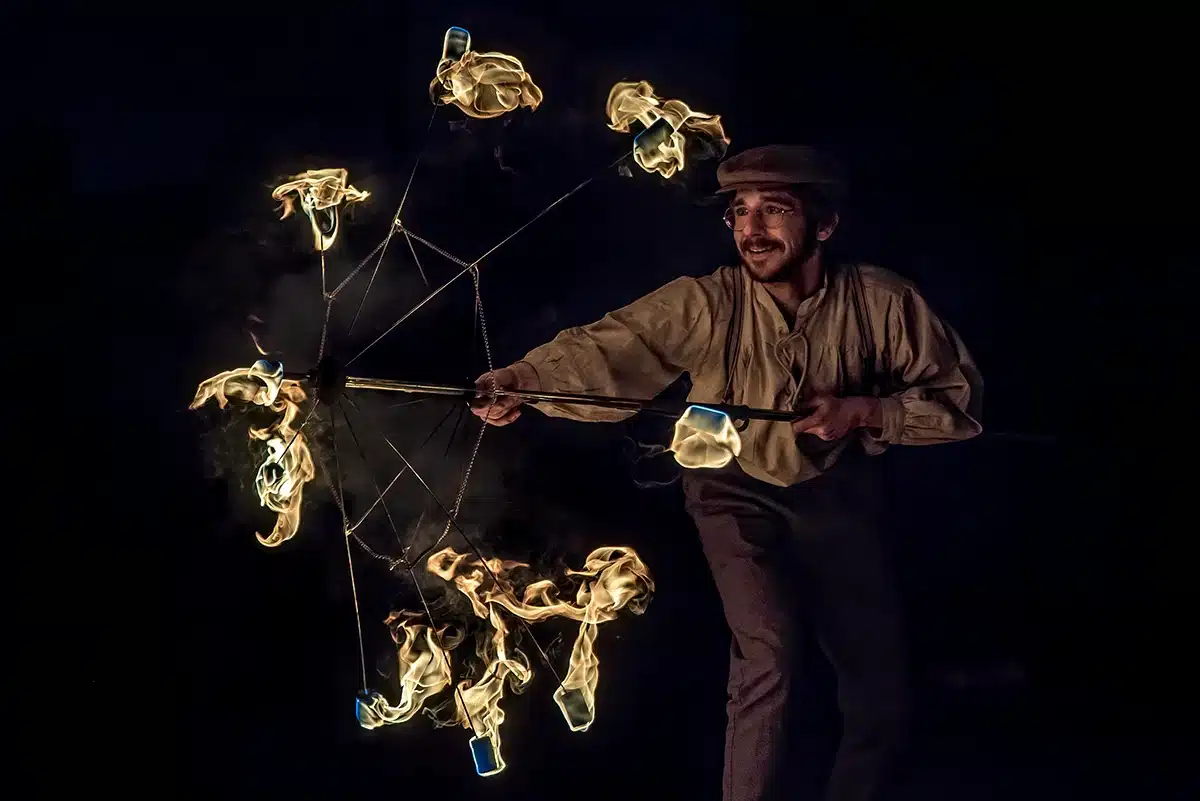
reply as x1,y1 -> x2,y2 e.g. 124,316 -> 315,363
470,145 -> 983,801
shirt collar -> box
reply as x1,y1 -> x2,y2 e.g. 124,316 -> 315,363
792,268 -> 830,331
749,266 -> 831,334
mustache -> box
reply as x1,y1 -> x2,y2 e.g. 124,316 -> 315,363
741,236 -> 782,251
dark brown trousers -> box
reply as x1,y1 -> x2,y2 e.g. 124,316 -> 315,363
682,448 -> 909,801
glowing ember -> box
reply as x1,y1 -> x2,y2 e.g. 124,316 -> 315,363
605,79 -> 730,178
429,27 -> 543,120
670,405 -> 742,469
190,360 -> 315,546
271,168 -> 370,252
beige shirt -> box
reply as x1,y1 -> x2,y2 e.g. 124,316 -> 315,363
519,263 -> 983,487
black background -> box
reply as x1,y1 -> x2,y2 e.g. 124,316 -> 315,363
14,6 -> 1191,799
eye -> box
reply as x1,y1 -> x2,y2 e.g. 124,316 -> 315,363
732,207 -> 748,216
763,204 -> 789,215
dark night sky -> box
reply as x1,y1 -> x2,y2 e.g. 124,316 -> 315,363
19,7 -> 1191,800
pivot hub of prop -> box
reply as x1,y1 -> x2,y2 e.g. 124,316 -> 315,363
311,355 -> 347,406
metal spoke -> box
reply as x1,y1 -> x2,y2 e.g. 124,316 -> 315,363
342,395 -> 569,696
345,151 -> 629,368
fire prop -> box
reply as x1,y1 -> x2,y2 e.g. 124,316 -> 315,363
189,23 -> 747,778
429,26 -> 544,120
358,546 -> 653,775
271,168 -> 370,252
189,360 -> 315,546
606,79 -> 730,178
191,357 -> 791,545
295,363 -> 796,473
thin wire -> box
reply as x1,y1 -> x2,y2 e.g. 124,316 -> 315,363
347,106 -> 439,336
409,563 -> 479,738
388,398 -> 431,409
430,264 -> 495,550
317,299 -> 333,364
329,236 -> 389,300
402,229 -> 430,288
342,395 -> 568,694
442,401 -> 468,456
338,403 -> 404,552
346,152 -> 630,368
345,399 -> 460,537
396,106 -> 439,218
347,232 -> 395,338
277,401 -> 319,465
320,247 -> 328,299
330,403 -> 476,735
403,508 -> 426,563
326,406 -> 368,692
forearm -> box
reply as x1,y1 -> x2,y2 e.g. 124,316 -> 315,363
859,387 -> 981,446
855,396 -> 884,435
510,275 -> 721,422
511,360 -> 540,391
517,338 -> 665,424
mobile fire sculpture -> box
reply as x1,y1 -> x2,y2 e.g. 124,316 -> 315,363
190,26 -> 777,777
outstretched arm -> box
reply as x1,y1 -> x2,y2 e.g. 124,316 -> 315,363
475,276 -> 722,424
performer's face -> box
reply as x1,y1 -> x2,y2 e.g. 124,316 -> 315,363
729,188 -> 834,282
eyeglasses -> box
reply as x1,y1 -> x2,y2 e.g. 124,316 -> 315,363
723,204 -> 797,231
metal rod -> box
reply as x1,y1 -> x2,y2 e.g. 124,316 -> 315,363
284,372 -> 801,422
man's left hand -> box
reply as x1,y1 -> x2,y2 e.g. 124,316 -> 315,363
791,395 -> 874,441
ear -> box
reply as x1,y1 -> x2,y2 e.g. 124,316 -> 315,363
816,212 -> 840,242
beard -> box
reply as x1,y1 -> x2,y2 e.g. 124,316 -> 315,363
739,227 -> 819,283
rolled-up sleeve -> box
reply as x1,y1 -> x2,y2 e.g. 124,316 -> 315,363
863,286 -> 984,448
520,276 -> 721,422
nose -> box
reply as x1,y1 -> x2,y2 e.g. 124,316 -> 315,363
741,209 -> 767,236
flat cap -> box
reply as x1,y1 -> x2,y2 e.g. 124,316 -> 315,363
716,144 -> 847,201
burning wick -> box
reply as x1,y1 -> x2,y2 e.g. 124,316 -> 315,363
429,26 -> 543,120
271,168 -> 369,252
357,546 -> 654,776
606,79 -> 730,178
633,116 -> 678,166
670,405 -> 742,469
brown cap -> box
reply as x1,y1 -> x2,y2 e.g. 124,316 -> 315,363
715,144 -> 847,201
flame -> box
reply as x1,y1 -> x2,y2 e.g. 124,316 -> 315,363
429,28 -> 543,120
189,360 -> 315,546
670,405 -> 742,468
271,168 -> 370,252
605,80 -> 730,178
423,545 -> 653,767
360,546 -> 653,774
356,611 -> 458,729
249,330 -> 268,356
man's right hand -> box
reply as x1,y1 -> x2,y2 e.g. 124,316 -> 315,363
469,362 -> 539,426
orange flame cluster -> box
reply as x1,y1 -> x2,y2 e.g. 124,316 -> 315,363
361,546 -> 654,774
190,360 -> 315,546
606,79 -> 730,178
271,168 -> 370,252
429,28 -> 543,120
